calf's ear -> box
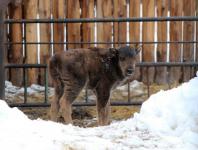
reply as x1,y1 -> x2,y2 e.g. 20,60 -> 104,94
135,44 -> 142,55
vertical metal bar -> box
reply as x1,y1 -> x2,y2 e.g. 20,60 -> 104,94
85,87 -> 88,103
24,23 -> 27,61
181,66 -> 184,82
23,68 -> 27,103
0,9 -> 5,99
23,21 -> 27,103
128,82 -> 131,102
167,66 -> 171,89
44,67 -> 48,103
190,66 -> 192,78
146,67 -> 150,97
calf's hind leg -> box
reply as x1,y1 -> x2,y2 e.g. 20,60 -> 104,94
59,84 -> 83,124
50,80 -> 64,122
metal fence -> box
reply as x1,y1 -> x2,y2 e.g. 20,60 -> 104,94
3,16 -> 198,107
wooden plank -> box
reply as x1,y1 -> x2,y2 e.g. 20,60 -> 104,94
169,0 -> 183,84
52,0 -> 65,53
142,0 -> 155,83
96,0 -> 112,48
38,0 -> 51,85
81,0 -> 95,48
155,0 -> 168,84
113,0 -> 127,47
129,0 -> 140,81
8,3 -> 23,86
67,0 -> 81,49
24,0 -> 38,85
183,0 -> 195,81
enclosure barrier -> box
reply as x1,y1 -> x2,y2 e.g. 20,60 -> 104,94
2,16 -> 198,107
6,62 -> 198,108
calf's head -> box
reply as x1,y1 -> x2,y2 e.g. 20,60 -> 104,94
116,45 -> 141,77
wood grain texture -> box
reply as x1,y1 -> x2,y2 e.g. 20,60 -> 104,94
81,0 -> 95,48
169,0 -> 183,83
113,0 -> 127,47
8,3 -> 23,86
38,0 -> 51,85
155,0 -> 168,84
24,0 -> 38,85
142,0 -> 155,83
96,0 -> 112,48
183,0 -> 195,81
67,0 -> 81,49
52,0 -> 65,52
129,0 -> 141,81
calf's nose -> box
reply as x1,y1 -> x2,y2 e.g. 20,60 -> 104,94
126,68 -> 134,75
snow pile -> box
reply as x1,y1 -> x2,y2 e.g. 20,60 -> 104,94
1,74 -> 198,149
134,76 -> 198,148
0,99 -> 170,150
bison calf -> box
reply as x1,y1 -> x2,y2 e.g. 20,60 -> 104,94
49,46 -> 141,126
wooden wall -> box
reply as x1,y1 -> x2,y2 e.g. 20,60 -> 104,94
6,0 -> 197,86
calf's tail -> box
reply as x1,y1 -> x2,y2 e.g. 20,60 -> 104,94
49,55 -> 60,81
49,55 -> 64,98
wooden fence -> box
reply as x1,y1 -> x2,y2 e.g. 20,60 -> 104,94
5,0 -> 198,86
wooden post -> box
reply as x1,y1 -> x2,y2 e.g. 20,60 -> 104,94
142,0 -> 155,83
67,0 -> 81,49
96,0 -> 112,48
169,0 -> 183,84
8,3 -> 23,86
52,0 -> 65,53
38,0 -> 51,85
0,9 -> 5,99
113,0 -> 127,47
183,0 -> 195,81
81,0 -> 95,48
24,0 -> 38,85
155,0 -> 168,84
129,0 -> 140,81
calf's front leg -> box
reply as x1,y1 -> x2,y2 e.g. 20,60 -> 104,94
95,84 -> 111,126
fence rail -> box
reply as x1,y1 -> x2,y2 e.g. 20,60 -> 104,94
4,16 -> 198,24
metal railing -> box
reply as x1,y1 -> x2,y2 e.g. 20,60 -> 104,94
3,16 -> 198,107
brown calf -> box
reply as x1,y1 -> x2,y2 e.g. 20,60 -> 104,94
49,46 -> 141,126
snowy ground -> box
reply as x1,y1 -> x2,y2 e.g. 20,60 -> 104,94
1,75 -> 198,149
5,80 -> 146,103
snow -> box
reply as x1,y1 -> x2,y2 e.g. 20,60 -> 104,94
1,74 -> 198,149
5,81 -> 50,95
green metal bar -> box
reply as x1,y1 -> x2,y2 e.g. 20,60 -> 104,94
128,82 -> 131,102
0,9 -> 5,99
44,67 -> 48,103
23,68 -> 27,103
4,16 -> 198,24
85,87 -> 88,103
167,66 -> 171,89
8,101 -> 144,108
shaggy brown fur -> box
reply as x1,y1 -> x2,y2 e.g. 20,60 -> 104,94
49,46 -> 141,126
